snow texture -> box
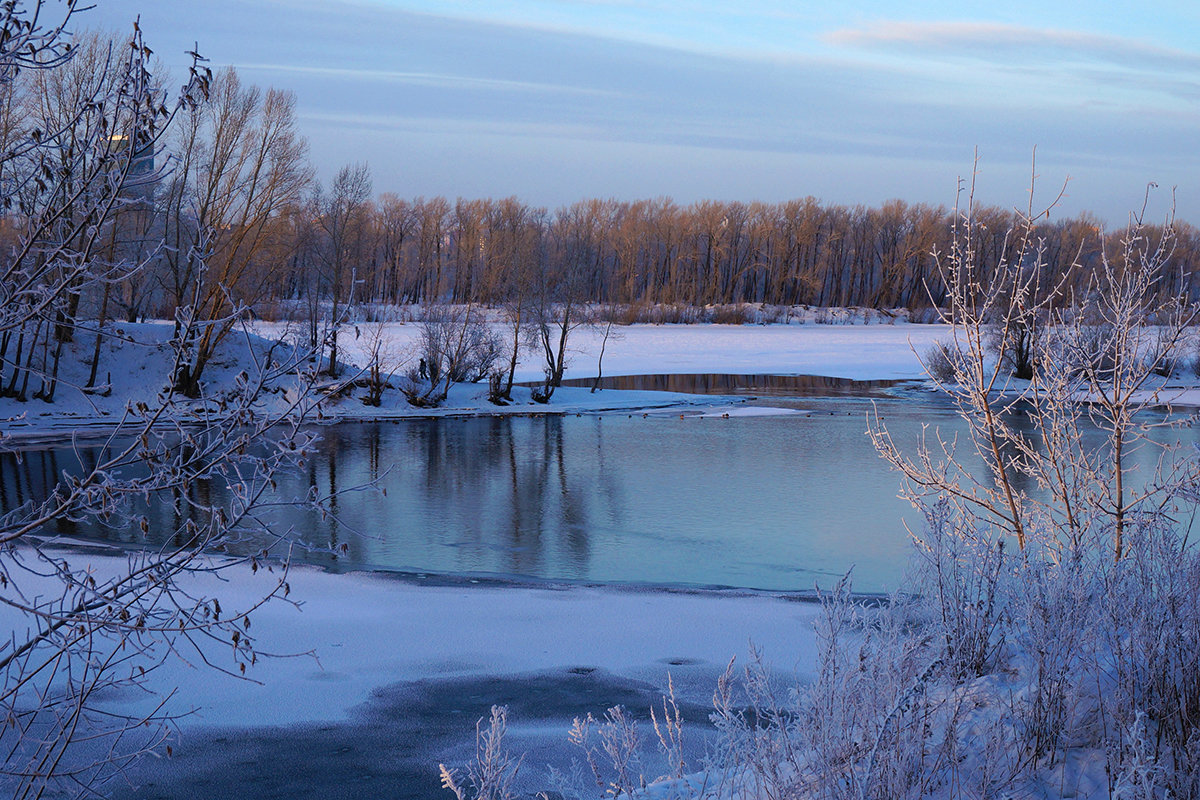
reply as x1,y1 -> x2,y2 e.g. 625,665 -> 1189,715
0,319 -> 948,436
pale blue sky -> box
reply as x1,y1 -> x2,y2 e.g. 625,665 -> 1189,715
88,0 -> 1200,221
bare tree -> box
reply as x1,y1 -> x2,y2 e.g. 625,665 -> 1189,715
871,165 -> 1199,566
590,305 -> 623,394
0,14 -> 332,798
359,319 -> 409,406
528,202 -> 595,402
311,162 -> 371,377
163,66 -> 311,398
374,193 -> 417,304
489,197 -> 543,401
414,195 -> 450,302
0,26 -> 197,404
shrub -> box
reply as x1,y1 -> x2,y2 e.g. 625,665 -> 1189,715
440,706 -> 522,800
711,304 -> 749,325
922,339 -> 961,384
407,304 -> 504,406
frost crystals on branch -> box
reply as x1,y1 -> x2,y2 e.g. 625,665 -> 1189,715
871,160 -> 1198,564
0,9 -> 335,799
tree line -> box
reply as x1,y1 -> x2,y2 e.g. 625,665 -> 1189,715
140,178 -> 1200,325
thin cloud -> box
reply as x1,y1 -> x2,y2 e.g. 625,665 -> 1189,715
231,62 -> 619,97
297,110 -> 606,141
825,21 -> 1200,75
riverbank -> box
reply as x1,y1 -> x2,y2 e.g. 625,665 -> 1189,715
3,548 -> 824,799
12,318 -> 1200,438
0,320 -> 950,439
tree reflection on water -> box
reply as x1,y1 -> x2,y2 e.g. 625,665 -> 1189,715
551,372 -> 901,397
9,403 -> 1187,591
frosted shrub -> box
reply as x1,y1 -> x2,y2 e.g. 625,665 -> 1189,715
796,576 -> 947,800
421,304 -> 504,385
650,677 -> 687,783
1145,327 -> 1184,378
903,502 -> 1009,681
440,705 -> 523,800
1057,319 -> 1120,382
406,304 -> 503,405
921,339 -> 960,384
1101,522 -> 1200,797
1110,713 -> 1171,800
1008,553 -> 1096,764
705,577 -> 962,800
568,706 -> 644,798
708,652 -> 802,800
910,306 -> 944,325
711,304 -> 749,325
635,303 -> 701,325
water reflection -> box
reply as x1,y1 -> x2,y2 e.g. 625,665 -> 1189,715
0,412 -> 922,591
284,417 -> 607,580
5,401 -> 1199,593
548,373 -> 903,397
1,447 -> 88,537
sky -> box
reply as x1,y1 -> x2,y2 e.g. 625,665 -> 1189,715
85,0 -> 1200,223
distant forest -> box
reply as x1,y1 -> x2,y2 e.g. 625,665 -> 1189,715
100,173 -> 1200,325
9,39 -> 1195,327
268,193 -> 1199,314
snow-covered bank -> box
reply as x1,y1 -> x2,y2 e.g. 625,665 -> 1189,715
532,322 -> 946,383
16,319 -> 1199,432
62,556 -> 821,730
5,546 -> 824,798
0,320 -> 946,436
1,542 -> 825,797
307,319 -> 947,386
